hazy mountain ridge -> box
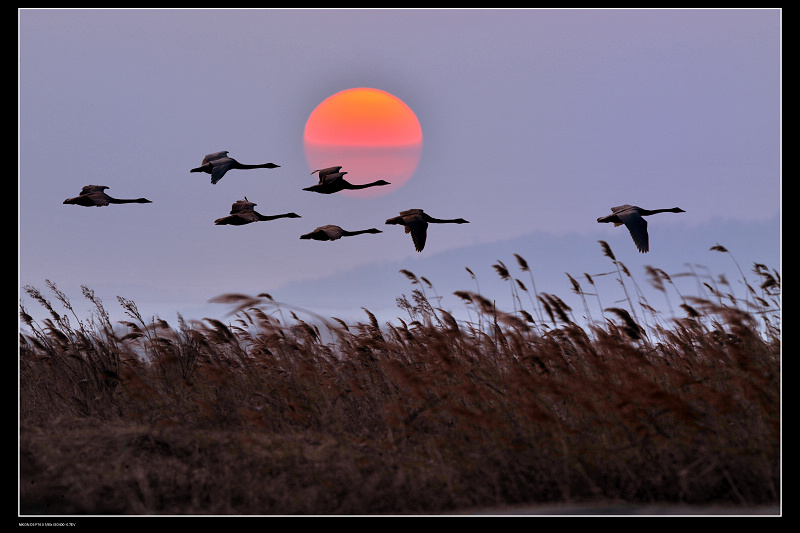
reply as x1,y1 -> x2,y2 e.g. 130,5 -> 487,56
272,215 -> 780,324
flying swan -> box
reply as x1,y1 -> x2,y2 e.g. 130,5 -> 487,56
63,185 -> 152,207
597,204 -> 685,253
385,209 -> 469,252
191,151 -> 280,184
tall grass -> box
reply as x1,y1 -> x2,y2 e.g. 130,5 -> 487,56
19,245 -> 780,514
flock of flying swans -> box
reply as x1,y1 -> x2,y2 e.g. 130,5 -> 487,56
63,151 -> 685,253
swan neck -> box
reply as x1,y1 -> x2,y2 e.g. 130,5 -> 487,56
642,208 -> 681,216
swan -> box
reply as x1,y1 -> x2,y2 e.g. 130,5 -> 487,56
191,151 -> 280,184
214,197 -> 300,225
385,209 -> 469,252
63,185 -> 152,207
300,225 -> 382,241
597,204 -> 685,253
302,171 -> 390,194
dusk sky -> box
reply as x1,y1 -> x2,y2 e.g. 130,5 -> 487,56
19,9 -> 781,330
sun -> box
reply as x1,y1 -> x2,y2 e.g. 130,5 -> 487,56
304,88 -> 423,198
305,87 -> 422,147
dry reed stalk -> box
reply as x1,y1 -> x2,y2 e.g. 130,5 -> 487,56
19,250 -> 780,511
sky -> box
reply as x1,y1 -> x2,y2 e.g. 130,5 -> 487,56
18,8 -> 781,332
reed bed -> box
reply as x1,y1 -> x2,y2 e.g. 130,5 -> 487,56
19,244 -> 780,514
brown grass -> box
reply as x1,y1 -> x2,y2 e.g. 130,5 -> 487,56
19,245 -> 780,514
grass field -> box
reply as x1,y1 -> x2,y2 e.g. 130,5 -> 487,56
19,244 -> 780,515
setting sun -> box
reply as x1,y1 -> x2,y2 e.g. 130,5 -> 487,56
304,88 -> 423,197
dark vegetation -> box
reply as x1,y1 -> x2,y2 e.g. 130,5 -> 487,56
19,243 -> 780,514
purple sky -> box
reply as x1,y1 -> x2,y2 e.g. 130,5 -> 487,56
19,9 -> 781,329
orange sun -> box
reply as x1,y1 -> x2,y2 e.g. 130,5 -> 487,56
304,88 -> 423,198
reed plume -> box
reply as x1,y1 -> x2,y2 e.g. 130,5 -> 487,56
19,249 -> 780,514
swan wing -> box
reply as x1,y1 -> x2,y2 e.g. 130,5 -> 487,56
404,216 -> 428,252
80,185 -> 108,195
321,172 -> 346,185
616,209 -> 649,253
230,200 -> 257,214
320,225 -> 343,240
202,151 -> 229,164
610,204 -> 638,214
313,166 -> 343,177
85,192 -> 110,206
210,157 -> 235,184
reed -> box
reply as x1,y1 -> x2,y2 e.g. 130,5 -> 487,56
19,249 -> 780,514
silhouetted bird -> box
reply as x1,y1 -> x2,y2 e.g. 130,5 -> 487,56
300,225 -> 382,241
214,197 -> 300,226
302,170 -> 390,194
597,204 -> 685,253
63,185 -> 152,207
191,151 -> 280,184
385,209 -> 469,252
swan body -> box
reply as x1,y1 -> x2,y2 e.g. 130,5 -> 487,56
214,197 -> 300,226
191,151 -> 280,184
597,204 -> 685,253
303,170 -> 390,194
63,185 -> 152,207
300,225 -> 382,241
385,209 -> 469,252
